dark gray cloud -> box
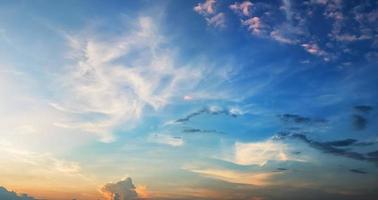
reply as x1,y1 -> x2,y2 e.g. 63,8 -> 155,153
175,107 -> 242,123
277,133 -> 378,165
354,105 -> 373,113
324,139 -> 357,147
182,127 -> 223,134
349,169 -> 368,174
0,186 -> 36,200
278,114 -> 328,125
352,114 -> 368,130
101,177 -> 139,200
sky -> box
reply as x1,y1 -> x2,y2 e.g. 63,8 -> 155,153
0,0 -> 377,199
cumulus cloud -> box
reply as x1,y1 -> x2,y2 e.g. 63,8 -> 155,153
229,1 -> 253,16
101,178 -> 139,200
242,17 -> 264,35
0,186 -> 36,200
194,0 -> 225,28
194,0 -> 216,15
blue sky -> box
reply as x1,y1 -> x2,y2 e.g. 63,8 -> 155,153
0,0 -> 377,199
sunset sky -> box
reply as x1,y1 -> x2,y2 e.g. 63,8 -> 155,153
0,0 -> 377,199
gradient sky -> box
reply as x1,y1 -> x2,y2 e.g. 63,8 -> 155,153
0,0 -> 377,200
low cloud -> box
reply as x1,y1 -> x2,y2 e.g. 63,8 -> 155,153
0,186 -> 36,200
101,178 -> 139,200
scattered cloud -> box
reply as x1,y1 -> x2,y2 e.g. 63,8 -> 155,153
229,1 -> 253,16
194,0 -> 216,15
101,177 -> 139,200
194,0 -> 226,28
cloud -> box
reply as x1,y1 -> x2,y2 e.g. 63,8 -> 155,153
174,106 -> 244,124
354,105 -> 373,113
352,114 -> 368,130
194,0 -> 216,15
324,139 -> 357,147
149,133 -> 184,147
194,0 -> 225,28
189,168 -> 277,186
182,127 -> 222,134
278,113 -> 328,125
277,133 -> 378,165
206,13 -> 226,28
242,17 -> 264,35
51,16 -> 226,142
349,169 -> 368,174
0,186 -> 36,200
229,1 -> 253,16
233,139 -> 301,166
101,177 -> 139,200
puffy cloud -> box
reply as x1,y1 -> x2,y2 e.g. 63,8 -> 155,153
194,0 -> 225,28
0,186 -> 36,200
101,178 -> 139,200
229,1 -> 253,16
242,17 -> 263,35
194,0 -> 216,15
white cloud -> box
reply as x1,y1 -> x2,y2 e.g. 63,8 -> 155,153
194,0 -> 217,15
233,139 -> 299,166
149,133 -> 184,147
230,1 -> 253,16
206,13 -> 226,28
189,168 -> 277,186
242,17 -> 264,35
52,17 -> 209,142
